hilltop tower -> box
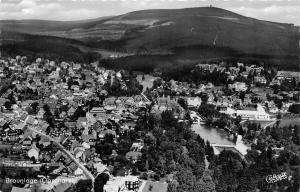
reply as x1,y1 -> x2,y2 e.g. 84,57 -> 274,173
0,29 -> 2,58
298,26 -> 300,48
0,29 -> 3,58
297,26 -> 300,60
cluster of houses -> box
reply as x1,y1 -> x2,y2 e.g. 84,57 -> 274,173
152,62 -> 299,121
196,62 -> 267,83
0,55 -> 298,192
0,56 -> 165,192
271,70 -> 300,85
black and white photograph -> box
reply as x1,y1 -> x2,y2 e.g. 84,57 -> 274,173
0,0 -> 299,192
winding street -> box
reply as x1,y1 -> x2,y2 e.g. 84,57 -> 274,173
259,120 -> 277,135
141,92 -> 151,103
27,126 -> 95,182
263,120 -> 277,130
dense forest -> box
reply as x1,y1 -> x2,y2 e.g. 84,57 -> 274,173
99,45 -> 300,74
1,31 -> 101,63
2,35 -> 299,73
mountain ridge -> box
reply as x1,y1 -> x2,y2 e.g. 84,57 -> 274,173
1,6 -> 299,66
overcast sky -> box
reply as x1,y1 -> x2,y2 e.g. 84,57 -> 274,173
1,0 -> 300,25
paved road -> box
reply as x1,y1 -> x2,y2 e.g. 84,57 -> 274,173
28,127 -> 95,182
141,92 -> 151,103
263,121 -> 277,129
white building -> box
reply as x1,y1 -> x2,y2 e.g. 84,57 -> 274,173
104,176 -> 168,192
229,82 -> 247,92
254,76 -> 267,84
220,104 -> 271,121
186,97 -> 202,108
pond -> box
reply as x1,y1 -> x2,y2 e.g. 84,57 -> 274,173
192,124 -> 235,145
192,123 -> 250,155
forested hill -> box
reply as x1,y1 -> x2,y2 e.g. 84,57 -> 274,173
1,7 -> 299,68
